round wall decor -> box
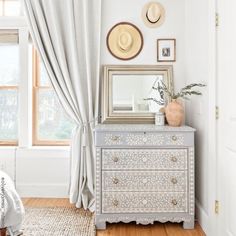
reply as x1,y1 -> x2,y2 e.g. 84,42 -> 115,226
142,2 -> 165,28
106,22 -> 143,60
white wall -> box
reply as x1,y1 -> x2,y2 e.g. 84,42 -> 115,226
101,0 -> 186,91
0,148 -> 16,180
16,148 -> 70,197
185,0 -> 216,235
0,147 -> 70,198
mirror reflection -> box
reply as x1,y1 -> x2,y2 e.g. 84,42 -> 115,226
112,75 -> 164,113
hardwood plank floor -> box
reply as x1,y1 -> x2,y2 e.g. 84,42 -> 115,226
96,222 -> 167,236
22,198 -> 73,207
96,222 -> 205,236
22,198 -> 206,236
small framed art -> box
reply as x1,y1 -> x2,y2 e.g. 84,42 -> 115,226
157,39 -> 176,62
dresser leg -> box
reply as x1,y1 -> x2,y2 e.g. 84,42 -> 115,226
183,219 -> 195,229
96,221 -> 106,230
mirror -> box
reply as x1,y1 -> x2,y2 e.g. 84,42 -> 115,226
112,74 -> 164,112
101,65 -> 173,123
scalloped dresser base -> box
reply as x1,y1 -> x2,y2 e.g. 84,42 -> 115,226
96,214 -> 195,230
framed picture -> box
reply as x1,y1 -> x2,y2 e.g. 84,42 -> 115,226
157,39 -> 176,62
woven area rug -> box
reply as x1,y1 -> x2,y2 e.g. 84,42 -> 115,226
22,207 -> 95,236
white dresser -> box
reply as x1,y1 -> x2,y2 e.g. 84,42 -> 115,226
95,124 -> 195,229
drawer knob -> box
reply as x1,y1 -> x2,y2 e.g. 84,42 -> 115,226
113,178 -> 119,184
111,136 -> 119,141
113,200 -> 119,207
113,156 -> 119,162
172,135 -> 178,141
171,178 -> 178,184
171,199 -> 178,206
171,156 -> 178,162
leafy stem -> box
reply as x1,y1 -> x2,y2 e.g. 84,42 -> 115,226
145,81 -> 206,105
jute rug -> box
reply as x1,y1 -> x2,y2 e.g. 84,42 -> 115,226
22,207 -> 95,236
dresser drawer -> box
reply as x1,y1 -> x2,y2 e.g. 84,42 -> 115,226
102,170 -> 187,192
102,192 -> 187,213
102,149 -> 188,170
96,131 -> 194,147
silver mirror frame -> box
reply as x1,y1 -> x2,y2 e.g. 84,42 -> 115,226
101,65 -> 174,124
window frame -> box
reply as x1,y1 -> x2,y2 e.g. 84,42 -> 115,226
0,16 -> 72,147
0,85 -> 18,146
32,48 -> 70,146
0,40 -> 19,146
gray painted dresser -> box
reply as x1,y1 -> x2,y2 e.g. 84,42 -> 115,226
95,124 -> 195,229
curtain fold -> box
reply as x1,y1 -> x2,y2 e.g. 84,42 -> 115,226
23,0 -> 101,211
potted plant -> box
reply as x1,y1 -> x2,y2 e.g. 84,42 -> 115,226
145,81 -> 206,126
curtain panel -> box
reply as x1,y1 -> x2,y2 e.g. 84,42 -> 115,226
23,0 -> 101,211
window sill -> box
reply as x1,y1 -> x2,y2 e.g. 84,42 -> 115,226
26,146 -> 70,150
0,146 -> 70,151
0,146 -> 17,149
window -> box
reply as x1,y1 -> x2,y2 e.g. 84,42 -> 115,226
0,30 -> 19,145
0,14 -> 74,146
0,0 -> 21,16
32,49 -> 75,146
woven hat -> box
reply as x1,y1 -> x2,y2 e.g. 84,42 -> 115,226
106,22 -> 143,60
142,2 -> 165,28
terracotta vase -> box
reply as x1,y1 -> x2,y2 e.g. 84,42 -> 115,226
165,99 -> 184,127
0,228 -> 7,236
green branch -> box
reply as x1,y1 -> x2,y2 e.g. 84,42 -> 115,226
144,81 -> 206,105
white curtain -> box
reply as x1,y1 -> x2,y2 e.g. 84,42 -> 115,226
23,0 -> 101,211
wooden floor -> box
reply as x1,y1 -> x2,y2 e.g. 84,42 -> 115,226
22,198 -> 206,236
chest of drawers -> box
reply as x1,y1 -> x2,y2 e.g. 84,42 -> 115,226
95,124 -> 195,230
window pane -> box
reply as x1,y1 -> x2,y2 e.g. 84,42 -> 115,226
0,89 -> 18,140
37,89 -> 74,141
0,45 -> 19,85
0,0 -> 21,16
40,61 -> 51,86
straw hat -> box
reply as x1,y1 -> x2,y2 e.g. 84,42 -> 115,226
106,22 -> 143,60
142,2 -> 165,28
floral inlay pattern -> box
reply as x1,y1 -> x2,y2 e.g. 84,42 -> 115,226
189,147 -> 195,215
102,171 -> 187,192
102,149 -> 188,170
96,215 -> 193,225
96,148 -> 101,214
95,124 -> 195,132
126,133 -> 164,146
102,192 -> 187,213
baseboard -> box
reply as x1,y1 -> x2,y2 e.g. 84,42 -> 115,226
195,200 -> 209,235
16,183 -> 69,198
